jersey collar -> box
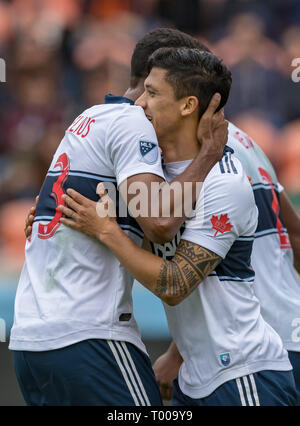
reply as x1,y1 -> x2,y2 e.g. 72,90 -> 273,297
104,94 -> 134,105
223,145 -> 234,155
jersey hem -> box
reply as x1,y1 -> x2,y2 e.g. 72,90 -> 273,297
178,359 -> 292,399
9,329 -> 148,355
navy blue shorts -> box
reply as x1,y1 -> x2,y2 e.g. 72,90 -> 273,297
13,339 -> 163,406
172,370 -> 297,406
288,351 -> 300,406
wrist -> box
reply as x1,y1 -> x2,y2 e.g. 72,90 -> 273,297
197,146 -> 219,171
98,221 -> 120,246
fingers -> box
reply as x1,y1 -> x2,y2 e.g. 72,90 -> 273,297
26,209 -> 35,225
220,120 -> 229,143
25,207 -> 36,238
158,382 -> 173,401
58,204 -> 77,219
211,108 -> 225,131
25,225 -> 32,239
65,188 -> 86,206
62,193 -> 81,213
59,217 -> 79,230
35,195 -> 39,205
202,93 -> 221,119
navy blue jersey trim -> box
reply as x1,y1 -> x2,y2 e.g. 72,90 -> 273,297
214,238 -> 255,281
254,228 -> 287,239
47,170 -> 116,181
151,225 -> 254,281
224,153 -> 231,173
253,187 -> 286,236
219,146 -> 238,175
228,153 -> 238,174
104,94 -> 134,105
35,174 -> 142,237
219,160 -> 225,174
119,225 -> 144,239
208,273 -> 255,282
223,146 -> 234,155
252,182 -> 278,191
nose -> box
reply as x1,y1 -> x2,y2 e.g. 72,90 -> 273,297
135,91 -> 147,109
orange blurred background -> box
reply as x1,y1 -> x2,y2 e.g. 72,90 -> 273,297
0,0 -> 299,299
0,0 -> 299,406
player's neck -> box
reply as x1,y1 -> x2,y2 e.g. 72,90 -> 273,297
123,84 -> 144,102
160,121 -> 200,163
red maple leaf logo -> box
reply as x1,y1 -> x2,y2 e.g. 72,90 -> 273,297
210,214 -> 233,237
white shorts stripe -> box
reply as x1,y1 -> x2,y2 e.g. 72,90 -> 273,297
114,341 -> 147,406
249,374 -> 260,406
121,342 -> 151,406
236,378 -> 247,406
243,376 -> 254,406
107,340 -> 140,406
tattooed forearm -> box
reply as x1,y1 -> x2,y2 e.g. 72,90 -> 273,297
156,239 -> 221,305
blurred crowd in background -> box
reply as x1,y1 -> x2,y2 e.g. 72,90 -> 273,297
0,0 -> 300,274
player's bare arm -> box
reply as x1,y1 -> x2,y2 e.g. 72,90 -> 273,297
280,190 -> 300,274
59,186 -> 221,305
153,341 -> 183,400
119,93 -> 228,243
155,240 -> 221,304
23,94 -> 227,244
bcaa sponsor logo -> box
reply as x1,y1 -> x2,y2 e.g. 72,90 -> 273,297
67,115 -> 95,138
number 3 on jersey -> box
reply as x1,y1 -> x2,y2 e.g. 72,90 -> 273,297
38,153 -> 70,239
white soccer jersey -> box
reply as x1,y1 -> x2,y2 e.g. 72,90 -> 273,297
227,122 -> 300,352
9,95 -> 165,353
153,151 -> 291,399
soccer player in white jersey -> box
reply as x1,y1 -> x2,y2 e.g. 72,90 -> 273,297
226,124 -> 300,405
9,30 -> 229,406
152,123 -> 300,406
57,47 -> 297,406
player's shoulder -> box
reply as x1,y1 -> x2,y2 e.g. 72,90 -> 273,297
81,102 -> 146,121
227,122 -> 256,149
107,104 -> 153,133
227,122 -> 267,162
227,121 -> 279,185
205,147 -> 254,204
207,146 -> 244,181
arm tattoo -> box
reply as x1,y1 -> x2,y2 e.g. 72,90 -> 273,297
156,240 -> 221,302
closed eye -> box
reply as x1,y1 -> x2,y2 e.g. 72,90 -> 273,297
147,89 -> 155,97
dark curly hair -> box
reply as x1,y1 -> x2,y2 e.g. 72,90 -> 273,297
130,28 -> 210,88
147,47 -> 232,117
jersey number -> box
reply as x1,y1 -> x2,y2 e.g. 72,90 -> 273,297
258,167 -> 291,249
38,153 -> 70,239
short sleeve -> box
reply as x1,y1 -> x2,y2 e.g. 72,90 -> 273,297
105,106 -> 165,187
182,162 -> 258,259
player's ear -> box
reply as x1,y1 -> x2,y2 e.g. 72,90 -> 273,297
180,96 -> 199,117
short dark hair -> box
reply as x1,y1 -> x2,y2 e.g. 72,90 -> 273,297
147,47 -> 232,117
130,28 -> 210,87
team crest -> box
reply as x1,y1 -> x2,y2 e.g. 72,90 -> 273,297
139,140 -> 158,164
220,352 -> 231,367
